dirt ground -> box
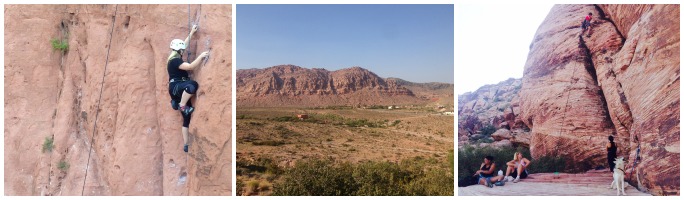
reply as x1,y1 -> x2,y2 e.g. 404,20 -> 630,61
236,106 -> 454,195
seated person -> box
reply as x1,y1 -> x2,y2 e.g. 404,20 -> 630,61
474,155 -> 505,187
505,152 -> 531,183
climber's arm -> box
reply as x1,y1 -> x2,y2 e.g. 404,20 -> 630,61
184,25 -> 198,47
179,51 -> 209,71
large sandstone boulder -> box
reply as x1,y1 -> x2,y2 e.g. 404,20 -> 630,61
491,129 -> 512,141
520,4 -> 679,195
5,5 -> 232,195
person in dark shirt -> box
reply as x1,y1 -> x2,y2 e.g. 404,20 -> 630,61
607,135 -> 618,172
167,25 -> 209,152
473,155 -> 504,188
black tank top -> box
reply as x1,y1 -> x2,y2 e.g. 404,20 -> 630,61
608,141 -> 617,157
480,164 -> 493,177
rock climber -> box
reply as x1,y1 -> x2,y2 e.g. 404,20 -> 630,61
607,135 -> 618,172
581,12 -> 593,36
167,24 -> 209,152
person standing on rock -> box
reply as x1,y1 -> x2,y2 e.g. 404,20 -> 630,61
607,135 -> 618,172
167,24 -> 209,152
581,12 -> 593,36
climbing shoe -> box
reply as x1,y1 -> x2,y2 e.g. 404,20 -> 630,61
180,106 -> 194,116
184,144 -> 189,153
171,99 -> 180,110
485,179 -> 493,188
495,181 -> 505,186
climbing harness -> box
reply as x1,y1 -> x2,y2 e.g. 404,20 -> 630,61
81,5 -> 118,196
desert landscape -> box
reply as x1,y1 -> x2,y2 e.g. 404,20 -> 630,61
458,4 -> 679,196
5,5 -> 232,195
236,65 -> 454,195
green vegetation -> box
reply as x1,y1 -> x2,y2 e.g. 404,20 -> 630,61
273,125 -> 299,138
271,116 -> 299,122
236,179 -> 244,196
247,180 -> 261,194
50,38 -> 69,53
237,153 -> 453,196
457,145 -> 571,187
42,136 -> 54,153
267,114 -> 387,128
58,160 -> 70,171
366,105 -> 387,109
252,140 -> 287,146
391,120 -> 402,126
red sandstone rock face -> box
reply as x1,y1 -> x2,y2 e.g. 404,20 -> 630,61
519,4 -> 679,195
237,65 -> 434,107
4,5 -> 232,195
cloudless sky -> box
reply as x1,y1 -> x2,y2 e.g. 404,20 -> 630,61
237,4 -> 454,84
455,4 -> 553,94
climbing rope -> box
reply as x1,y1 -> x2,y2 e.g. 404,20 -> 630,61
628,130 -> 643,190
81,5 -> 118,196
547,37 -> 584,156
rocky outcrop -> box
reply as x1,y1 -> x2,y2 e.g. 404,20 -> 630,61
457,78 -> 530,146
519,4 -> 679,195
4,5 -> 232,195
386,77 -> 455,105
237,65 -> 433,107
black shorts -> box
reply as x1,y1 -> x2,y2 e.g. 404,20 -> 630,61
511,170 -> 528,179
169,80 -> 199,98
169,80 -> 199,127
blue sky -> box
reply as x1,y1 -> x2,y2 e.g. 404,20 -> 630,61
237,4 -> 454,84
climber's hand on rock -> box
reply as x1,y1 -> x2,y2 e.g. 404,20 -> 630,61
199,51 -> 209,59
191,25 -> 199,34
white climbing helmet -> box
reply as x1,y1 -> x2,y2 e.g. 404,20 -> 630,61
170,39 -> 186,51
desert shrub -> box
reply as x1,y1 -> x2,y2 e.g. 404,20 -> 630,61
252,140 -> 286,146
58,160 -> 70,171
237,157 -> 283,176
273,160 -> 358,196
50,38 -> 68,52
528,155 -> 567,174
478,124 -> 497,136
248,121 -> 264,126
474,137 -> 494,144
271,116 -> 298,122
247,180 -> 261,194
272,156 -> 453,196
345,118 -> 383,128
391,120 -> 401,126
366,105 -> 387,109
274,125 -> 298,138
236,179 -> 244,195
43,137 -> 54,153
259,181 -> 272,191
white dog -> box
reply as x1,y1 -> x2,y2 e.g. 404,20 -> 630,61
610,157 -> 627,195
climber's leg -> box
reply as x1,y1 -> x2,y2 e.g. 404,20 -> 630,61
182,127 -> 189,146
181,101 -> 192,152
178,81 -> 198,115
180,91 -> 193,107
